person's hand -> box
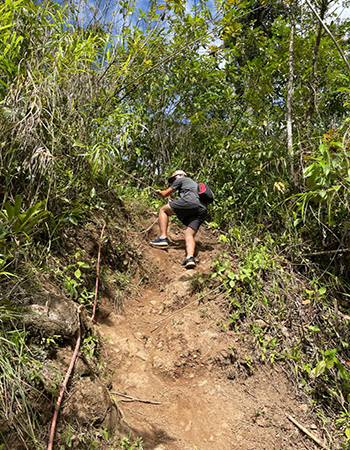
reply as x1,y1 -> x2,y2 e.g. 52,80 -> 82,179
155,189 -> 163,196
168,197 -> 173,202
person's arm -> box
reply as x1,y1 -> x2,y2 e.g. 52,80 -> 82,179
155,187 -> 175,198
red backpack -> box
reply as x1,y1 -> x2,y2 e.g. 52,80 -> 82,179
198,182 -> 214,204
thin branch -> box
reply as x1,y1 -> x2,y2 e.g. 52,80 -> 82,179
111,392 -> 161,405
302,247 -> 350,257
304,0 -> 350,73
286,414 -> 330,450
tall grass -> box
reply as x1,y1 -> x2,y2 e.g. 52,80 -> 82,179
0,303 -> 44,449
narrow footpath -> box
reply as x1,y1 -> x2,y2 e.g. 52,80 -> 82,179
97,224 -> 321,450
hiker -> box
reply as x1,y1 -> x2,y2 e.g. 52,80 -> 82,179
150,170 -> 207,269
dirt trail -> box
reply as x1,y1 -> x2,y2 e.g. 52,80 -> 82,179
98,225 -> 321,450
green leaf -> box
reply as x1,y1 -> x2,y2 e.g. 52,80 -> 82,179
227,271 -> 235,280
4,200 -> 14,220
303,163 -> 316,178
307,325 -> 320,332
14,195 -> 21,217
73,141 -> 86,148
321,163 -> 330,177
74,268 -> 82,278
313,360 -> 326,378
0,23 -> 13,31
0,271 -> 17,278
78,262 -> 90,268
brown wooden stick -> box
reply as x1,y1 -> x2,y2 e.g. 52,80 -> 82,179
286,414 -> 330,450
111,392 -> 161,405
47,305 -> 83,450
144,218 -> 158,234
91,221 -> 106,321
302,248 -> 350,257
334,297 -> 339,330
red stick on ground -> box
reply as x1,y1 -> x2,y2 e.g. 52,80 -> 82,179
47,305 -> 83,450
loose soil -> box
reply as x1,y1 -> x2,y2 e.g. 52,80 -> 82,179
97,224 -> 327,450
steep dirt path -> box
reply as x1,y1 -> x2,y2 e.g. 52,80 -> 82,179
98,225 -> 321,450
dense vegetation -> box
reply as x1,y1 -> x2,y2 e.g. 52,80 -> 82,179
1,0 -> 350,448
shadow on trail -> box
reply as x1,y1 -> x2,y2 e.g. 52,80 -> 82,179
170,239 -> 215,254
129,425 -> 177,450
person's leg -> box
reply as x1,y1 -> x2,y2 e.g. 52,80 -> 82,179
159,204 -> 175,238
184,226 -> 197,258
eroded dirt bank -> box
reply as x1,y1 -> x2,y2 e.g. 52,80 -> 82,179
97,224 -> 325,450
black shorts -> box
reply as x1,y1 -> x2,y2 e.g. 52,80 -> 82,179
170,199 -> 207,231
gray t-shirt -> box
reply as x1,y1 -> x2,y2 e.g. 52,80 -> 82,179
171,177 -> 201,205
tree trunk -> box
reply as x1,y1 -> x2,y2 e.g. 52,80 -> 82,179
286,7 -> 295,186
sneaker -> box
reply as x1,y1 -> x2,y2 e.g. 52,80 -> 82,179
182,256 -> 196,269
150,236 -> 169,247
